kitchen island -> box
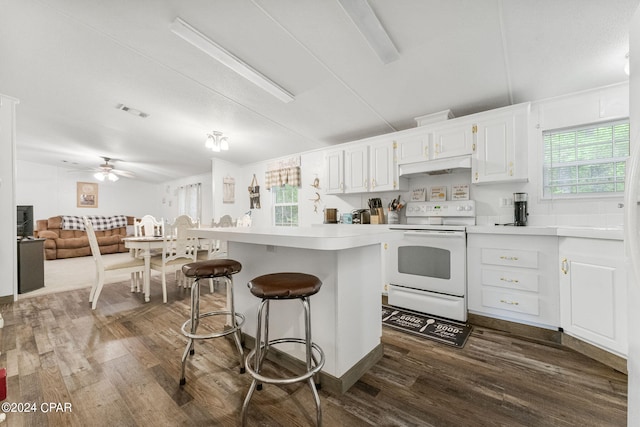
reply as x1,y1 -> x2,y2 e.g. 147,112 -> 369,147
189,226 -> 402,394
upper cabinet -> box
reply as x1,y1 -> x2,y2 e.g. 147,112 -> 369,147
344,145 -> 369,193
327,136 -> 407,194
395,127 -> 430,165
430,118 -> 475,159
472,103 -> 530,184
325,149 -> 344,194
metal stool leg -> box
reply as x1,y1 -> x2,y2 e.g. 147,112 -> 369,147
180,278 -> 200,385
303,297 -> 322,425
228,276 -> 245,373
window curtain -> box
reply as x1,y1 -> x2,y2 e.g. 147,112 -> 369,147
265,156 -> 301,190
178,183 -> 202,222
265,167 -> 301,190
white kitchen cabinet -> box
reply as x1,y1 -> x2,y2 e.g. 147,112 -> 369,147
344,145 -> 369,193
369,138 -> 402,192
430,117 -> 474,159
394,127 -> 430,164
472,103 -> 529,184
467,233 -> 560,329
559,237 -> 627,357
325,149 -> 344,194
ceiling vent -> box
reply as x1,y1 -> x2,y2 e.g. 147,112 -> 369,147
116,103 -> 149,118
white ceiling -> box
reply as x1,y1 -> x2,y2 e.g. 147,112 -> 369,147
1,0 -> 637,183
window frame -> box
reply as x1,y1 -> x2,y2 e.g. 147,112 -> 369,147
541,119 -> 630,200
272,184 -> 299,227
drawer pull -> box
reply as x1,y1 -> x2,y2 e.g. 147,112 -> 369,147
500,277 -> 519,283
561,258 -> 568,275
500,299 -> 520,306
499,256 -> 519,261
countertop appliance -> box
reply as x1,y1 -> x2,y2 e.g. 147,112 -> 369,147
387,200 -> 476,321
514,192 -> 528,226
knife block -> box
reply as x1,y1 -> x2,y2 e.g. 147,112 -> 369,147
370,208 -> 385,224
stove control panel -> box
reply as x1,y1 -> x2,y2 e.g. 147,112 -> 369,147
406,200 -> 476,217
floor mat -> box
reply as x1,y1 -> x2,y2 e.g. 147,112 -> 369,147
382,305 -> 472,348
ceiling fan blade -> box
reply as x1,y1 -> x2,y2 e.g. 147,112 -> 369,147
111,169 -> 136,178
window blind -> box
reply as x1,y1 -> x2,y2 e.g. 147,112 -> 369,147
542,119 -> 629,198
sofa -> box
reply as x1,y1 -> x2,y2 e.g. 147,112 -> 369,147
35,215 -> 135,260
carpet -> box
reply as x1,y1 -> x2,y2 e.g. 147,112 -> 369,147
382,305 -> 473,348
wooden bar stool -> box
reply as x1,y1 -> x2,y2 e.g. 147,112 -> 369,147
179,259 -> 245,385
241,272 -> 325,426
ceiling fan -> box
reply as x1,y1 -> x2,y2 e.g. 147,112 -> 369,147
90,157 -> 135,182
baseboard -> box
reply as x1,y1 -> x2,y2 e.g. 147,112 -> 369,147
467,313 -> 626,374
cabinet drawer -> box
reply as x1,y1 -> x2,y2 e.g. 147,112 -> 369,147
481,289 -> 540,316
481,268 -> 539,292
481,248 -> 538,268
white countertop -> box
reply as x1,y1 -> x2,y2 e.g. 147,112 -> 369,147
189,226 -> 403,250
467,225 -> 624,240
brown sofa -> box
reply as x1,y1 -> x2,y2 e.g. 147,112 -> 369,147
35,215 -> 135,260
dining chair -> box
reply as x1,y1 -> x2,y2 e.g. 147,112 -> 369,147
150,215 -> 198,303
84,217 -> 145,309
135,215 -> 164,237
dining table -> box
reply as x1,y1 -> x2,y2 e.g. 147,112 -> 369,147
122,236 -> 165,302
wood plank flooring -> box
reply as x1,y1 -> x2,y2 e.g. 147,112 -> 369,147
1,278 -> 627,426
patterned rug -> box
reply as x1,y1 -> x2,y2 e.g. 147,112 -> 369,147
382,305 -> 473,348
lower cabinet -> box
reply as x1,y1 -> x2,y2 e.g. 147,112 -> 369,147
559,237 -> 627,357
467,234 -> 560,329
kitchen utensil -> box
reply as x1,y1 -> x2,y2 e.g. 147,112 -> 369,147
419,319 -> 435,332
382,310 -> 399,322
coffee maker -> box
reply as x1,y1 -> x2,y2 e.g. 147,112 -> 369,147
514,193 -> 528,226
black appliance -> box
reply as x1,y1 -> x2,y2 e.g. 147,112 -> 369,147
514,193 -> 528,226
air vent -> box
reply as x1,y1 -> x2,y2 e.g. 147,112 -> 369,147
116,103 -> 149,118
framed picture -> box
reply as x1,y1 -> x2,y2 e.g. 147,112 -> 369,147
77,182 -> 98,208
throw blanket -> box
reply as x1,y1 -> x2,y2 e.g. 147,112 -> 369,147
61,215 -> 128,231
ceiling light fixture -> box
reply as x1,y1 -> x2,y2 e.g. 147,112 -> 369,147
169,17 -> 295,103
337,0 -> 400,64
625,52 -> 630,76
116,103 -> 149,118
94,171 -> 119,182
205,131 -> 229,152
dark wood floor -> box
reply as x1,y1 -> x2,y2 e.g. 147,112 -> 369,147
1,278 -> 627,426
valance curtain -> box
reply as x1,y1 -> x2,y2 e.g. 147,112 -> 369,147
265,167 -> 301,190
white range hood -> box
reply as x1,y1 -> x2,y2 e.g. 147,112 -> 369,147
398,155 -> 471,177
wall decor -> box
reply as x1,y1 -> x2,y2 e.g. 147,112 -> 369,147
249,174 -> 261,209
77,182 -> 98,208
223,176 -> 235,204
411,188 -> 426,201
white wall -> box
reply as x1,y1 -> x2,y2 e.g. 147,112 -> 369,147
1,95 -> 18,299
157,171 -> 213,226
626,4 -> 640,425
16,160 -> 161,221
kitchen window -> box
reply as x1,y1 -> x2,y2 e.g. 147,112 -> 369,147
542,119 -> 629,198
273,185 -> 298,227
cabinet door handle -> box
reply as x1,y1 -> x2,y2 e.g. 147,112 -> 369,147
500,299 -> 519,306
500,277 -> 519,284
499,256 -> 519,261
561,258 -> 568,275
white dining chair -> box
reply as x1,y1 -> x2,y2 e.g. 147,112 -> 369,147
150,215 -> 198,303
135,215 -> 164,237
84,217 -> 145,310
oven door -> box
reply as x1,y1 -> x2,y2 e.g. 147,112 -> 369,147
387,230 -> 466,296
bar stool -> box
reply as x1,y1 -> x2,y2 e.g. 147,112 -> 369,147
241,272 -> 325,426
179,259 -> 245,385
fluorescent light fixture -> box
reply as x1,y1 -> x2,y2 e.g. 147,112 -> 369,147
337,0 -> 399,64
170,17 -> 294,103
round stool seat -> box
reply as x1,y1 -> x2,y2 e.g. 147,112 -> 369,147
182,259 -> 241,279
248,272 -> 322,299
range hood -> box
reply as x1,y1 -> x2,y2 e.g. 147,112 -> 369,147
398,155 -> 472,177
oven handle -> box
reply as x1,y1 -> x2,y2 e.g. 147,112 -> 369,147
403,230 -> 465,238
